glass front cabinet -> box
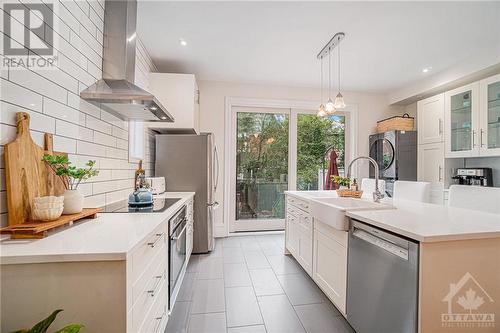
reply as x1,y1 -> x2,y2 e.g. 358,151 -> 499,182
445,74 -> 500,158
480,73 -> 500,156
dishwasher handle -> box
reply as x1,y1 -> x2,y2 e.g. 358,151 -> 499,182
352,227 -> 409,261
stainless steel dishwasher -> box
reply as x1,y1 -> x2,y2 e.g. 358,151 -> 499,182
347,220 -> 419,333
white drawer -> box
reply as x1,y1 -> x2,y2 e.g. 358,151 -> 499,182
132,265 -> 167,332
132,243 -> 167,304
299,214 -> 311,229
138,278 -> 168,333
287,197 -> 310,212
131,223 -> 167,283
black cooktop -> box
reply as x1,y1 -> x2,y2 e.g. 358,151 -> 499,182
101,198 -> 181,213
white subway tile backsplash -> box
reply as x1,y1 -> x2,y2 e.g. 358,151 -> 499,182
9,69 -> 67,103
1,79 -> 43,112
0,0 -> 155,218
43,98 -> 81,124
67,93 -> 101,118
78,182 -> 93,197
86,115 -> 112,135
94,131 -> 117,147
92,179 -> 130,195
0,124 -> 16,145
105,146 -> 128,159
77,140 -> 106,157
1,102 -> 56,134
105,189 -> 131,205
111,169 -> 133,180
84,194 -> 105,207
53,135 -> 76,153
112,126 -> 128,140
116,138 -> 128,150
56,119 -> 93,141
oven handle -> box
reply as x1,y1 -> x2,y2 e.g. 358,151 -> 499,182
172,224 -> 187,240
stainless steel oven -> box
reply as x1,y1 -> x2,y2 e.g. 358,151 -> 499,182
169,205 -> 187,310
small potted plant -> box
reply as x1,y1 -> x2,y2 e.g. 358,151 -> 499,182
42,155 -> 99,214
332,175 -> 351,190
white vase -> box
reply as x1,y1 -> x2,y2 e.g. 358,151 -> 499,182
63,189 -> 84,214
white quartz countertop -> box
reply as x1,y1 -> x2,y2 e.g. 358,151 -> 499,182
286,191 -> 500,242
0,192 -> 194,264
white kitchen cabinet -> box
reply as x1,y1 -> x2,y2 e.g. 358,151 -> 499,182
445,82 -> 480,158
417,93 -> 444,144
479,73 -> 500,156
312,221 -> 347,315
147,73 -> 200,133
285,195 -> 312,275
186,198 -> 194,259
417,142 -> 445,204
444,75 -> 500,158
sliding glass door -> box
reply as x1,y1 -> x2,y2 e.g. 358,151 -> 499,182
229,106 -> 349,232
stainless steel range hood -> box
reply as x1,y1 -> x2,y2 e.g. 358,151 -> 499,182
80,0 -> 174,122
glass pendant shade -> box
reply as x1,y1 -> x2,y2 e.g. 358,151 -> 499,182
317,104 -> 327,117
325,98 -> 335,113
333,92 -> 346,109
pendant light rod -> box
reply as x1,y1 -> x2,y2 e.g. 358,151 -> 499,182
317,32 -> 345,60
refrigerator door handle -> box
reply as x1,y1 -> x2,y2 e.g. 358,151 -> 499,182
214,145 -> 220,192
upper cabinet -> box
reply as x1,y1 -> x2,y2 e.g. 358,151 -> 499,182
147,73 -> 200,134
479,73 -> 500,156
417,93 -> 444,144
444,74 -> 500,158
444,82 -> 480,158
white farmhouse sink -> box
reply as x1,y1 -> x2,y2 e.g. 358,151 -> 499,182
310,197 -> 394,231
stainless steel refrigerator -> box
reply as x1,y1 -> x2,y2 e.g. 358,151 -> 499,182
155,133 -> 219,253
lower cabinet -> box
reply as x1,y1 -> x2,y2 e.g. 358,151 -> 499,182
186,198 -> 194,259
312,221 -> 348,315
285,196 -> 312,275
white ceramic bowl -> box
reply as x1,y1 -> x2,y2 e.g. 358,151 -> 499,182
34,196 -> 64,205
33,207 -> 64,221
34,202 -> 64,210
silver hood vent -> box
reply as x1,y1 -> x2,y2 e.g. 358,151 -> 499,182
80,0 -> 173,122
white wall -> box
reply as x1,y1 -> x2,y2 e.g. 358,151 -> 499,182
198,80 -> 408,235
0,1 -> 157,227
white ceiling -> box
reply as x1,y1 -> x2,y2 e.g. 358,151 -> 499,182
137,1 -> 500,93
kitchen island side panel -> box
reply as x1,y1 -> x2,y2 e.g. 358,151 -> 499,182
0,260 -> 126,332
419,238 -> 500,333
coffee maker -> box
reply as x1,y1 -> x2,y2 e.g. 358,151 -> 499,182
452,168 -> 493,187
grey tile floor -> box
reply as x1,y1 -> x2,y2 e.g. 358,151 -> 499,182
166,233 -> 355,333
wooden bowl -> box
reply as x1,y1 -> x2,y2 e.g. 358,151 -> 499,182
336,189 -> 363,198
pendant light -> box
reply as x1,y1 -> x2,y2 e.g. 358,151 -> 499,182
333,42 -> 346,109
325,48 -> 335,113
317,56 -> 327,117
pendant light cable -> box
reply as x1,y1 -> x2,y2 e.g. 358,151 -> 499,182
338,43 -> 341,93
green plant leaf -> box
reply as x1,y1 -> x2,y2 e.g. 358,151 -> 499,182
53,324 -> 84,333
29,309 -> 63,333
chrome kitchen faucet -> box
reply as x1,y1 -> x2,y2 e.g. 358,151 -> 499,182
346,156 -> 384,203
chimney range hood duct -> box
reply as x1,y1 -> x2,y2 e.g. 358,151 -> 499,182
80,0 -> 174,122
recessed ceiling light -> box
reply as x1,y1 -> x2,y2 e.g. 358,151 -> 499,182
161,116 -> 167,120
150,106 -> 157,111
179,38 -> 187,46
422,67 -> 432,73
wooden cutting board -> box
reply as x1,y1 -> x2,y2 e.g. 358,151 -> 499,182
4,112 -> 67,225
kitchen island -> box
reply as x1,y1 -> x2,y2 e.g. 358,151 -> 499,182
0,192 -> 195,333
285,190 -> 500,333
